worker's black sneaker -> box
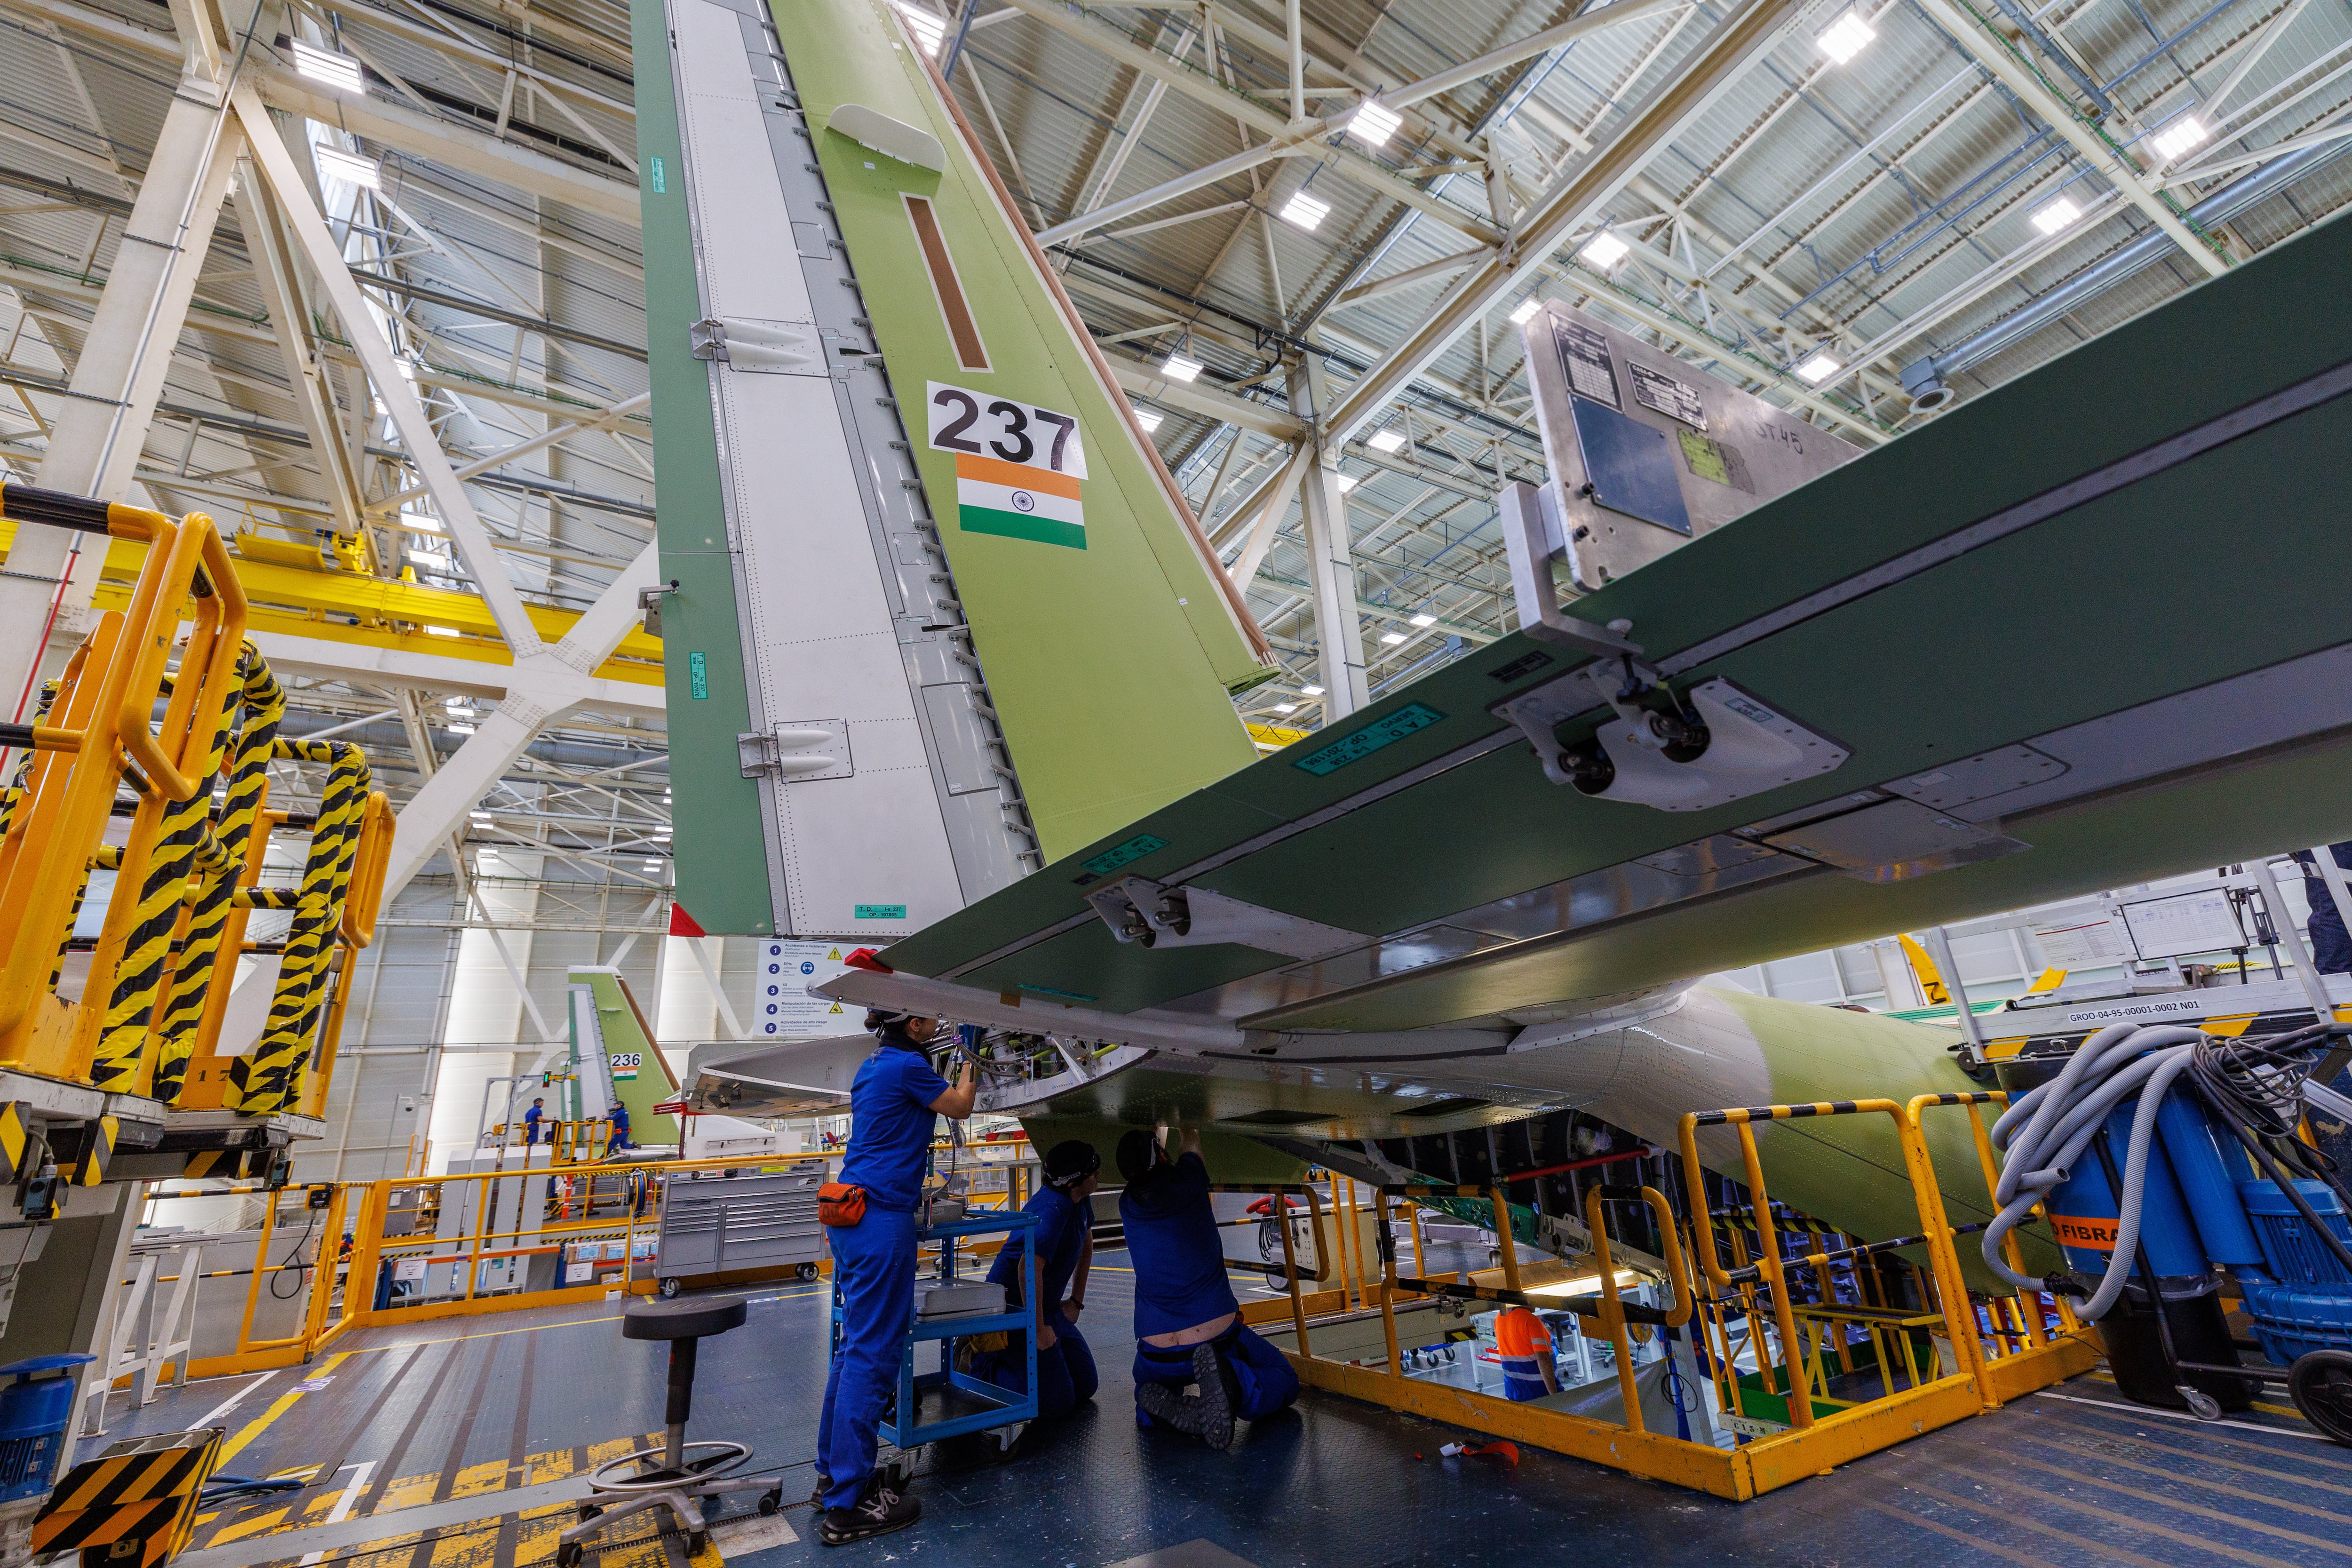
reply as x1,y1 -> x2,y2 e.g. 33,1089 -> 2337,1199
1191,1343 -> 1235,1449
808,1472 -> 830,1511
819,1482 -> 919,1547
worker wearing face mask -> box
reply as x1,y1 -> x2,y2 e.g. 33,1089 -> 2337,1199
972,1139 -> 1103,1421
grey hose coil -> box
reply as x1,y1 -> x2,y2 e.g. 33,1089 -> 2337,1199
1981,1023 -> 2207,1321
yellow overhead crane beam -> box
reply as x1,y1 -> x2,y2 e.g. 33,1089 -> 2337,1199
0,522 -> 662,688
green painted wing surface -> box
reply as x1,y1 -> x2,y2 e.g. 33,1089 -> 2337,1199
879,205 -> 2352,1027
769,0 -> 1268,861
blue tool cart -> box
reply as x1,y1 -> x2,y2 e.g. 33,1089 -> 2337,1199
831,1210 -> 1038,1448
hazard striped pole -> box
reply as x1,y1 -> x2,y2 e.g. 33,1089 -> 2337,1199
225,738 -> 370,1113
153,645 -> 282,1105
89,647 -> 245,1093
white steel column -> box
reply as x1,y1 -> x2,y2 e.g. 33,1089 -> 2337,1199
0,46 -> 245,706
1290,356 -> 1368,717
229,83 -> 548,654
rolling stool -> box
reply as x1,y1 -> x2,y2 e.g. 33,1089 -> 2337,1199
554,1295 -> 780,1565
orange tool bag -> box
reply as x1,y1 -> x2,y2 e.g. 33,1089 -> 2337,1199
818,1183 -> 866,1227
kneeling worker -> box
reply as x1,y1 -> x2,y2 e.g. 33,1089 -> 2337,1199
816,1010 -> 977,1546
973,1139 -> 1102,1419
1117,1127 -> 1299,1448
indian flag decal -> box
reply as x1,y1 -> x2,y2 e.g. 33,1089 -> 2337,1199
955,453 -> 1085,551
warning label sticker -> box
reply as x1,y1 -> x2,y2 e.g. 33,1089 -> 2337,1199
2047,1213 -> 2118,1251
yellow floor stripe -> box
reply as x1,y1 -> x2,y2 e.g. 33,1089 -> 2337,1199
217,1352 -> 349,1465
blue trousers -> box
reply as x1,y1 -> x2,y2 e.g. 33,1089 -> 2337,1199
817,1205 -> 916,1511
1131,1322 -> 1299,1427
2311,895 -> 2351,975
978,1314 -> 1099,1419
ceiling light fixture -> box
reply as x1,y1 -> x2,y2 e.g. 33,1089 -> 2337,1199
448,721 -> 475,734
1379,630 -> 1408,645
2151,116 -> 2209,161
891,1 -> 946,56
1271,702 -> 1298,715
1795,350 -> 1842,384
1816,10 -> 1876,64
1509,298 -> 1544,326
292,40 -> 364,93
1367,428 -> 1406,454
1409,612 -> 1437,628
1279,191 -> 1331,231
1334,473 -> 1358,493
469,810 -> 492,822
1160,353 -> 1203,383
2031,195 -> 2082,236
1135,409 -> 1163,432
1578,231 -> 1629,269
1301,684 -> 1325,696
1350,101 -> 1401,148
313,144 -> 381,192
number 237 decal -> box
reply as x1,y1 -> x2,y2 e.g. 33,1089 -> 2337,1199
926,382 -> 1087,478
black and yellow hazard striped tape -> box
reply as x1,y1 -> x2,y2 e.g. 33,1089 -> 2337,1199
33,1425 -> 223,1567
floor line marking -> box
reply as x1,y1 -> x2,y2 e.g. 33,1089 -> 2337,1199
2087,1369 -> 2306,1422
2030,1391 -> 2333,1443
297,1460 -> 377,1567
1901,1479 -> 2240,1568
217,1353 -> 349,1465
196,1371 -> 279,1427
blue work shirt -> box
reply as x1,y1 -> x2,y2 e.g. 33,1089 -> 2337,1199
523,1106 -> 543,1143
1119,1151 -> 1238,1339
608,1103 -> 630,1144
988,1183 -> 1086,1308
837,1038 -> 950,1213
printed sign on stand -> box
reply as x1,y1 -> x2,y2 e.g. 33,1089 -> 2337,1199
756,941 -> 862,1037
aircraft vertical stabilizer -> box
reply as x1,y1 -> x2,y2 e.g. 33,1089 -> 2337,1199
566,968 -> 682,1146
635,0 -> 1272,941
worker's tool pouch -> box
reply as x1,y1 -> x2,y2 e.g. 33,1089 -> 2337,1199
818,1182 -> 866,1227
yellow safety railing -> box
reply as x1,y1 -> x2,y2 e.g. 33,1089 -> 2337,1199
1903,1091 -> 2096,1405
117,1181 -> 373,1380
343,1151 -> 838,1327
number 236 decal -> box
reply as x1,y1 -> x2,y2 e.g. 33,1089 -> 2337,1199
926,382 -> 1087,478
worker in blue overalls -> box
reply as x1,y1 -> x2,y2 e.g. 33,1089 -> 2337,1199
1118,1127 -> 1298,1449
973,1140 -> 1101,1421
816,1010 -> 976,1546
606,1099 -> 631,1155
2294,840 -> 2352,974
522,1097 -> 545,1146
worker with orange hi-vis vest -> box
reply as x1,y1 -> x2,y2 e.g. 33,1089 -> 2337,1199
1494,1307 -> 1560,1401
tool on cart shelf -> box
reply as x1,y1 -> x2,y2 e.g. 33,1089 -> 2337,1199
838,1210 -> 1037,1458
1984,1019 -> 2352,1439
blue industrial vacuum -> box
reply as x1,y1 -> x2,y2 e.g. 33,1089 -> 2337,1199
1986,1019 -> 2352,1440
